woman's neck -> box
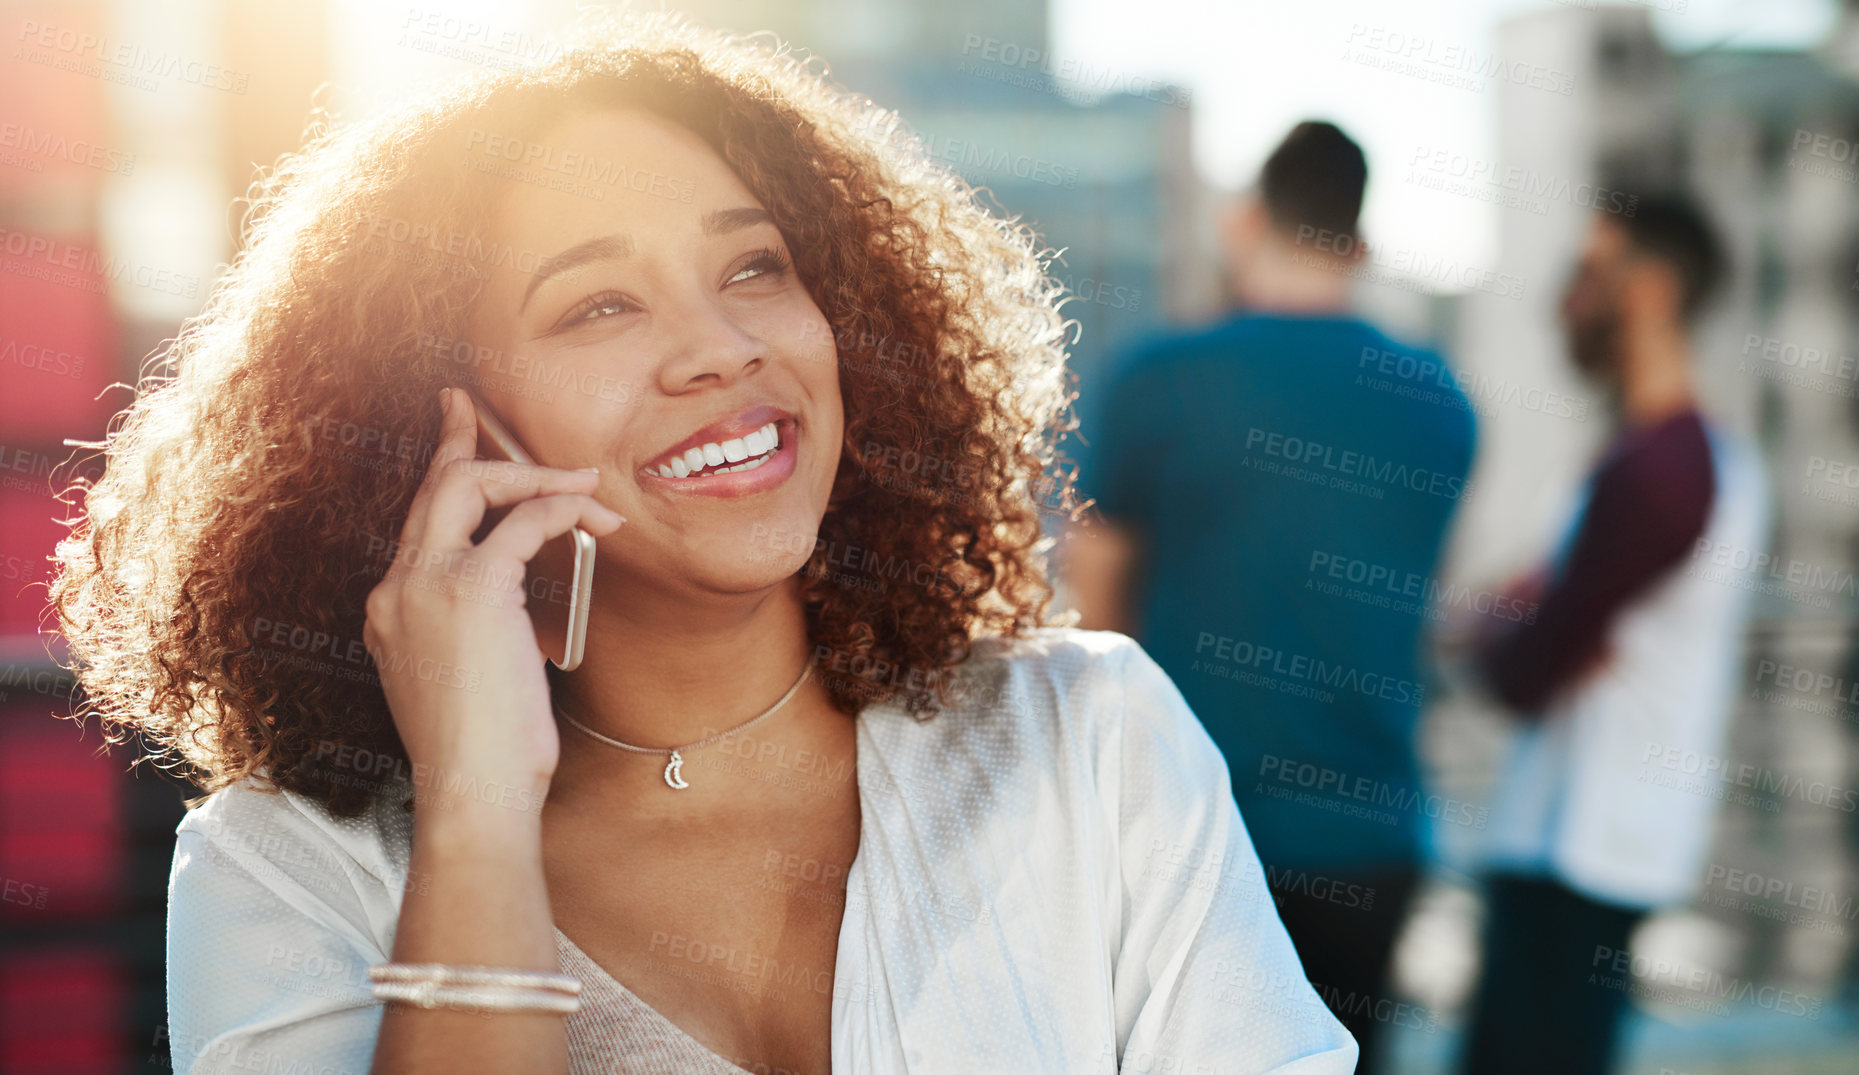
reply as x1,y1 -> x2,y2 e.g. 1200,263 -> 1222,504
545,573 -> 834,811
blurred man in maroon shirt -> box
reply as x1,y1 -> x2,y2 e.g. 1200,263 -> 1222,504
1458,194 -> 1768,1075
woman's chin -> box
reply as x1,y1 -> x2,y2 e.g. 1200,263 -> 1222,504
687,529 -> 821,593
687,555 -> 812,596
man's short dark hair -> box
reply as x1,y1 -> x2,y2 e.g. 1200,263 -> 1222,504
1613,193 -> 1727,322
1259,121 -> 1368,240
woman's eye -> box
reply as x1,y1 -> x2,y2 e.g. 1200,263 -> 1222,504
550,248 -> 788,332
729,247 -> 792,286
554,293 -> 633,332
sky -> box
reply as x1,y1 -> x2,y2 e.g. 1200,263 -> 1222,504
1048,0 -> 1841,271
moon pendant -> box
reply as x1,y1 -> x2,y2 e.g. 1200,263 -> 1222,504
664,749 -> 690,790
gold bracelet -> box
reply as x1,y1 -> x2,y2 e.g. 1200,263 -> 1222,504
371,979 -> 582,1014
369,962 -> 582,995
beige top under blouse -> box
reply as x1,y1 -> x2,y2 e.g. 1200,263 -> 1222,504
554,927 -> 747,1073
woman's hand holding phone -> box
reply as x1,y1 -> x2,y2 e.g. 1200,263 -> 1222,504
362,387 -> 624,812
366,386 -> 616,1071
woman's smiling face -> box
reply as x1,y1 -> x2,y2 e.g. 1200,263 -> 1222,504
464,107 -> 843,596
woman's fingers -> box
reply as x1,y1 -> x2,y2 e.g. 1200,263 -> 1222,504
404,388 -> 616,552
474,493 -> 624,567
399,387 -> 484,543
372,386 -> 619,625
422,457 -> 609,544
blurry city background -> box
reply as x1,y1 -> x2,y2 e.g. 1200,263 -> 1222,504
5,0 -> 1859,1071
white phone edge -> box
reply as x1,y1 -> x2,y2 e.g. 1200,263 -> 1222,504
554,526 -> 595,671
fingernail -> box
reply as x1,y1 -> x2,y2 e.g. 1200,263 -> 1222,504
440,387 -> 453,410
576,466 -> 600,473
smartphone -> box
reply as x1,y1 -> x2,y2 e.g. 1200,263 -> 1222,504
466,389 -> 596,672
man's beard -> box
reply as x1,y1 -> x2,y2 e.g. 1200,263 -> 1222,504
1567,305 -> 1622,386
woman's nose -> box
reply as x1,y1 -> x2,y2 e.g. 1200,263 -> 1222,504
654,300 -> 767,393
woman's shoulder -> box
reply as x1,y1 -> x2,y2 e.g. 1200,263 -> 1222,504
929,626 -> 1133,727
955,625 -> 1181,725
864,626 -> 1160,782
965,623 -> 1138,663
175,772 -> 414,899
958,624 -> 1143,693
946,626 -> 1218,786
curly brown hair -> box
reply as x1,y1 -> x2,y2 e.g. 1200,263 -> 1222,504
48,10 -> 1087,817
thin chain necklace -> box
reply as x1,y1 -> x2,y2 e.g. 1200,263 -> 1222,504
553,662 -> 812,790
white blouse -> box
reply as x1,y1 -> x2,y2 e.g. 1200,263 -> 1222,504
165,627 -> 1358,1074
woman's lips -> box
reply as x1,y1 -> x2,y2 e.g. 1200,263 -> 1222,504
641,404 -> 797,473
638,418 -> 800,498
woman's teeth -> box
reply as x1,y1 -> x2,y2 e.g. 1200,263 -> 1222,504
657,422 -> 782,479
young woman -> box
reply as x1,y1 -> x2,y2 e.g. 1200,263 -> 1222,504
51,12 -> 1356,1075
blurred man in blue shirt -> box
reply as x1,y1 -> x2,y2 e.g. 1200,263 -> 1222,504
1066,121 -> 1477,1075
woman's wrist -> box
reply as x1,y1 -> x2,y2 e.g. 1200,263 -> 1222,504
399,753 -> 553,819
393,801 -> 561,1000
413,791 -> 548,860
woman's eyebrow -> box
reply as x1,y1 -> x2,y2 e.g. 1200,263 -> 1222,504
520,206 -> 778,312
703,206 -> 775,237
